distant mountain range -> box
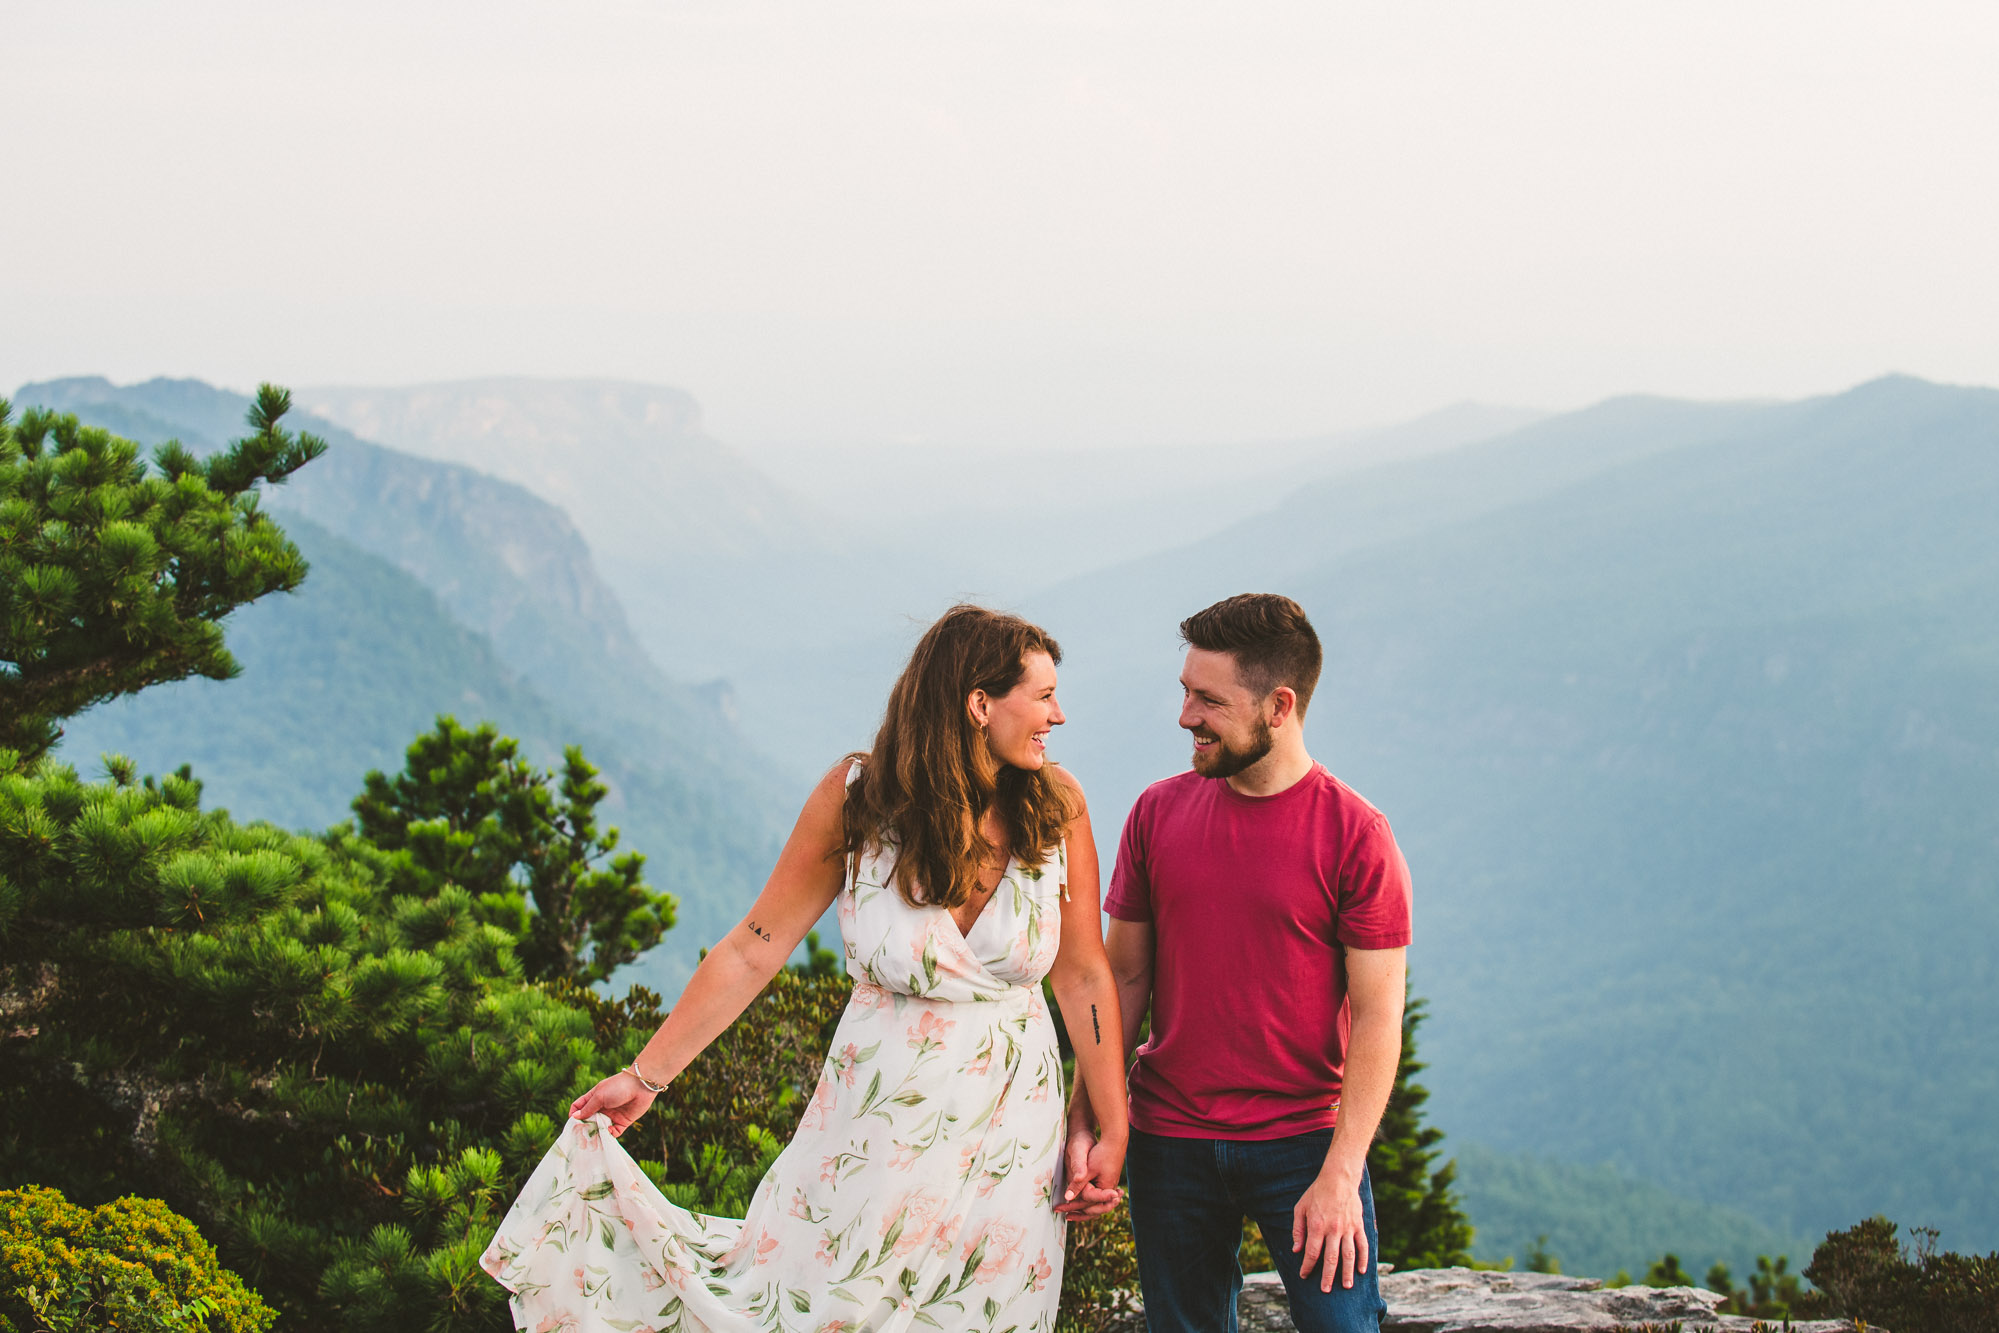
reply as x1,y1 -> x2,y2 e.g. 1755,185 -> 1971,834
297,379 -> 1541,771
19,369 -> 1997,1263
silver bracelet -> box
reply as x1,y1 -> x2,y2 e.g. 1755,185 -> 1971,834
624,1062 -> 668,1094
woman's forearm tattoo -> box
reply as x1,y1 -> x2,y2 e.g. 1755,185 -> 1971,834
1091,1003 -> 1101,1044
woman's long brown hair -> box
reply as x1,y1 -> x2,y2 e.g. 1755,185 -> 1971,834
843,605 -> 1075,909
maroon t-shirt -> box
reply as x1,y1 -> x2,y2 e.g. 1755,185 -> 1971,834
1104,764 -> 1413,1140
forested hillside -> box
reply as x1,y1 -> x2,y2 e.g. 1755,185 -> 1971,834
1451,1145 -> 1814,1281
1032,375 -> 1999,1250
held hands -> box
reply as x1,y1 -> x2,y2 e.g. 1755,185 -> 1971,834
1293,1165 -> 1370,1293
568,1070 -> 659,1137
1053,1123 -> 1126,1219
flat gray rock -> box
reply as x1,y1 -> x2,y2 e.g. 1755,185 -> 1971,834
1227,1267 -> 1866,1333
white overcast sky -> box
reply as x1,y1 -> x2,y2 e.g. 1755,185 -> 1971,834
5,0 -> 1997,448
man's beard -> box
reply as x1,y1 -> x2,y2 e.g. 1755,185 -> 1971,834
1190,718 -> 1274,779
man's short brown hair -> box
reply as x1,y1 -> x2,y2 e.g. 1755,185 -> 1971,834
1179,593 -> 1323,716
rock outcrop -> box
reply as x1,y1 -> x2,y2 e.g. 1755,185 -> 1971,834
1229,1268 -> 1866,1332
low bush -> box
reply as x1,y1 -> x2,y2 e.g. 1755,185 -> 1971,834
0,1185 -> 275,1333
1806,1215 -> 1999,1333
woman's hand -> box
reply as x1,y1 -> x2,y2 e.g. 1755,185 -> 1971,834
568,1070 -> 658,1137
1055,1124 -> 1126,1219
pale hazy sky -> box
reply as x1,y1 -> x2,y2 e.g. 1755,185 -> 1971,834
6,1 -> 1997,448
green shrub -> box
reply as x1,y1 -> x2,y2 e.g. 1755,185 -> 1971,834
1806,1215 -> 1999,1333
0,1184 -> 275,1333
1058,1203 -> 1140,1333
1240,1218 -> 1276,1274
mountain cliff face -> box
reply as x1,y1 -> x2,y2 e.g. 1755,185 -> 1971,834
297,377 -> 824,560
296,378 -> 844,683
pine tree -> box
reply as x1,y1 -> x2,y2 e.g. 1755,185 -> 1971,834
0,386 -> 324,763
1371,991 -> 1475,1269
349,717 -> 676,985
1644,1252 -> 1693,1287
0,735 -> 718,1331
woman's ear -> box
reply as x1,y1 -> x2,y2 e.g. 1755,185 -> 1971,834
967,689 -> 991,729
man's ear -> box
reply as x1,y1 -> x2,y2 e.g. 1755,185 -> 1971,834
1268,685 -> 1299,730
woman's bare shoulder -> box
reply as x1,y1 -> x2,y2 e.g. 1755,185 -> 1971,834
1048,762 -> 1088,809
795,758 -> 859,832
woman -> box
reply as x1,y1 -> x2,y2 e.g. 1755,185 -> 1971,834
482,606 -> 1129,1333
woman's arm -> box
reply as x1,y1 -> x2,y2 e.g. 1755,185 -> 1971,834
569,760 -> 853,1134
1042,770 -> 1129,1213
1061,914 -> 1153,1212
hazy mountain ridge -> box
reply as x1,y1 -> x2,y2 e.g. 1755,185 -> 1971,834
1031,374 -> 1999,1248
742,401 -> 1547,588
21,378 -> 643,661
297,377 -> 831,560
292,381 -> 1547,761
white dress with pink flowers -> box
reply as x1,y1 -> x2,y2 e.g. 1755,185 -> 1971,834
481,820 -> 1071,1333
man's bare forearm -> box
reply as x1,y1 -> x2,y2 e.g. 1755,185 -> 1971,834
1319,946 -> 1407,1182
1320,1009 -> 1401,1182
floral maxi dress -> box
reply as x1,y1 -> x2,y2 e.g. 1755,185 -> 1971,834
481,828 -> 1071,1333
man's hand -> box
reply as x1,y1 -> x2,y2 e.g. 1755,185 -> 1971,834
1293,1167 -> 1369,1292
1054,1124 -> 1124,1219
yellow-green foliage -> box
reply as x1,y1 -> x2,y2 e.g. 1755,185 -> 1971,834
0,1185 -> 275,1333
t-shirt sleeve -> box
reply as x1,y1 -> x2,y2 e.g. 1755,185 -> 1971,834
1103,796 -> 1154,923
1336,813 -> 1413,948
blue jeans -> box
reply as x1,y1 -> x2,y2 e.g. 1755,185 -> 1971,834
1126,1128 -> 1387,1333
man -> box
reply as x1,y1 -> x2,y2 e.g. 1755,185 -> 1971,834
1066,593 -> 1411,1333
